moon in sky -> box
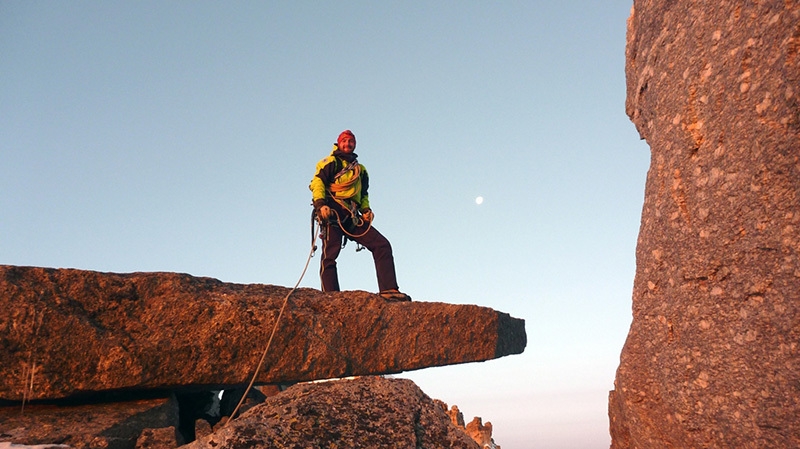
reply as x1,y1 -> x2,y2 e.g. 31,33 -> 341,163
475,196 -> 484,205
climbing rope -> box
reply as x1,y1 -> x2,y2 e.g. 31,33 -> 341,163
224,213 -> 319,426
327,207 -> 373,240
328,162 -> 361,195
225,203 -> 372,425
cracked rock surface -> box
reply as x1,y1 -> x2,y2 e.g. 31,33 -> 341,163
1,265 -> 525,401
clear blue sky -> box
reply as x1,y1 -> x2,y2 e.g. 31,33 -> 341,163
1,2 -> 648,448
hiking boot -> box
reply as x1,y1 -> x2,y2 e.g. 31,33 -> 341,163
380,289 -> 412,302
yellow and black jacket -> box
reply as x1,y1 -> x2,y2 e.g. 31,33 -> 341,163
309,144 -> 370,212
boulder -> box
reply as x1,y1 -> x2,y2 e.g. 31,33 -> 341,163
0,265 -> 526,401
183,376 -> 480,449
611,1 -> 800,448
135,427 -> 181,449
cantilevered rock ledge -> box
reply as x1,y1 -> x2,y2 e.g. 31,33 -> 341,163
0,265 -> 526,401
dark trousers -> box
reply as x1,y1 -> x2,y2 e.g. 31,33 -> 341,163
319,218 -> 399,293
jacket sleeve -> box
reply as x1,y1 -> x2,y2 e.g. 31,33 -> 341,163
310,156 -> 337,208
359,164 -> 370,211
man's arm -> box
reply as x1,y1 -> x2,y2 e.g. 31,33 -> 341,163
310,156 -> 337,208
359,164 -> 370,211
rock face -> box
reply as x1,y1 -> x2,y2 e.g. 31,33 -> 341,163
440,403 -> 501,449
466,417 -> 497,449
0,378 -> 498,448
0,265 -> 526,401
611,2 -> 800,448
184,376 -> 481,449
0,396 -> 181,448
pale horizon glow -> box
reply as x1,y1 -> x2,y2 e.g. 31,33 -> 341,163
0,3 -> 649,448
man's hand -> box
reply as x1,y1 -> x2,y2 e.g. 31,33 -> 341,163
318,205 -> 331,219
361,208 -> 374,222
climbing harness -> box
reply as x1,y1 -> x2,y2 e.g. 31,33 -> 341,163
315,205 -> 373,253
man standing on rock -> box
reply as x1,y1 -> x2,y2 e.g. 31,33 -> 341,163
309,129 -> 411,302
